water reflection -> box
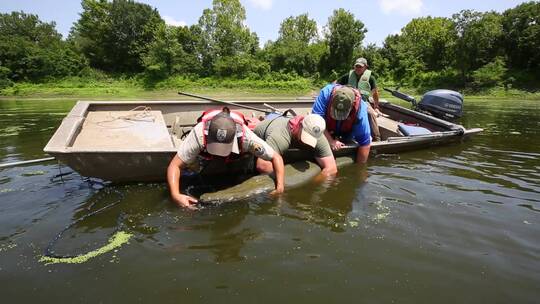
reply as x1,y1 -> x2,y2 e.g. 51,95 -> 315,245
282,164 -> 369,232
185,203 -> 257,262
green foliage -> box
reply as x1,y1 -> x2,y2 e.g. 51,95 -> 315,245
402,17 -> 457,71
320,9 -> 366,75
502,1 -> 540,73
0,66 -> 13,89
143,24 -> 201,81
472,57 -> 508,88
382,16 -> 458,87
453,10 -> 504,80
0,11 -> 87,82
1,1 -> 540,95
411,68 -> 461,91
265,14 -> 323,76
153,73 -> 314,92
196,0 -> 258,74
214,54 -> 270,78
278,13 -> 319,45
71,0 -> 164,73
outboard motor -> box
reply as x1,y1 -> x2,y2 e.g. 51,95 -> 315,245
418,89 -> 463,120
384,88 -> 464,120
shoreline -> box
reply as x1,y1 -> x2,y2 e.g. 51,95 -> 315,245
2,91 -> 539,101
1,80 -> 539,101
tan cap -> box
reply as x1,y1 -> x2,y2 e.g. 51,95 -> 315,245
300,114 -> 326,147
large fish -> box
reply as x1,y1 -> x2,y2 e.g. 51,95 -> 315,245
199,156 -> 355,204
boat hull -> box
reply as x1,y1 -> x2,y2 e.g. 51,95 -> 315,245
44,99 -> 482,182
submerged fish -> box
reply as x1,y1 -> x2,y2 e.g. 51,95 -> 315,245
199,156 -> 355,204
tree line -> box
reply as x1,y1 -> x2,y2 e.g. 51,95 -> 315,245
1,0 -> 539,91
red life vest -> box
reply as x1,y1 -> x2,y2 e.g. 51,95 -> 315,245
197,108 -> 247,160
325,85 -> 362,135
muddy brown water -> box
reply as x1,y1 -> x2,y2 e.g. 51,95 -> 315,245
0,98 -> 539,303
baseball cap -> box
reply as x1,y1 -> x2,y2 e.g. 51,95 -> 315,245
206,112 -> 240,156
300,114 -> 326,148
330,86 -> 355,121
354,57 -> 368,67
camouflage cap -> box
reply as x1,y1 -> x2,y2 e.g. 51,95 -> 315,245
354,57 -> 368,67
330,86 -> 355,121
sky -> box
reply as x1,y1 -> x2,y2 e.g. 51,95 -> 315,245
0,0 -> 532,46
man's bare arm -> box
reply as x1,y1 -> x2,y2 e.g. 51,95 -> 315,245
355,145 -> 370,164
167,155 -> 198,209
270,153 -> 285,194
316,156 -> 338,177
372,88 -> 380,111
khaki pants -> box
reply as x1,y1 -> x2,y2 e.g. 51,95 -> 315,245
367,103 -> 381,142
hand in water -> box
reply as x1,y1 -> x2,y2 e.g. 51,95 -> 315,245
173,194 -> 199,210
269,185 -> 284,196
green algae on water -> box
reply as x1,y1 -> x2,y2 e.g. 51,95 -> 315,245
39,231 -> 132,265
22,170 -> 46,177
371,199 -> 391,223
348,220 -> 359,228
0,242 -> 17,252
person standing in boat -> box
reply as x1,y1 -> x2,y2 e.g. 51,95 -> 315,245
335,57 -> 381,142
312,85 -> 371,163
167,107 -> 285,209
253,113 -> 337,178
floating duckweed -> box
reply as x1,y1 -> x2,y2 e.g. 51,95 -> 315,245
39,231 -> 132,265
0,188 -> 15,193
373,212 -> 390,221
22,170 -> 46,177
0,243 -> 17,252
372,199 -> 391,223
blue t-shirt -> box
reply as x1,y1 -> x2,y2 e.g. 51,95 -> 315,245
312,84 -> 371,146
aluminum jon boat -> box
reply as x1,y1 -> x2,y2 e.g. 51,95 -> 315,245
44,98 -> 483,182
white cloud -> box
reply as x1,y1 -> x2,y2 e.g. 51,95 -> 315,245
379,0 -> 423,15
317,24 -> 325,39
247,0 -> 273,10
163,16 -> 187,27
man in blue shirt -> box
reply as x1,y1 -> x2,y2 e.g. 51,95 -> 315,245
312,84 -> 371,163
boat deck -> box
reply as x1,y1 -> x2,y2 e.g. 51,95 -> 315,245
72,111 -> 175,151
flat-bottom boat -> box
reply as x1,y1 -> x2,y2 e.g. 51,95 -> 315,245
44,99 -> 482,182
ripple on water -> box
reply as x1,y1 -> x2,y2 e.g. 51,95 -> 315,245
0,126 -> 25,137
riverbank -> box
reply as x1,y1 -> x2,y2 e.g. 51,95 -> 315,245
1,76 -> 539,100
0,76 -> 316,100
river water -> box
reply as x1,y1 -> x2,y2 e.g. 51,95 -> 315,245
0,98 -> 539,303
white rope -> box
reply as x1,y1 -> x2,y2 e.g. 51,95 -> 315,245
88,106 -> 155,128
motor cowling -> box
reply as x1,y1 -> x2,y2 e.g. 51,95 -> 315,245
418,89 -> 463,120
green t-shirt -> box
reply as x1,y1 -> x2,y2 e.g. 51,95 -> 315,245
253,116 -> 333,159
